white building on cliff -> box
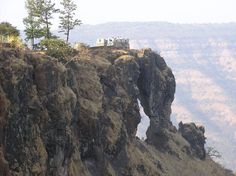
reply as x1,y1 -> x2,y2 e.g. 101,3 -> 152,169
96,37 -> 130,49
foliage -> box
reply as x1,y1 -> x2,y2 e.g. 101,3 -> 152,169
0,22 -> 23,48
0,22 -> 20,37
24,0 -> 59,40
207,146 -> 222,159
23,0 -> 45,48
40,38 -> 74,59
8,36 -> 24,48
38,0 -> 59,39
59,0 -> 81,42
23,0 -> 82,51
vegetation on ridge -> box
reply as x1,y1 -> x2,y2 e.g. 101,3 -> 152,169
40,38 -> 75,59
0,22 -> 23,48
23,0 -> 81,49
0,22 -> 19,37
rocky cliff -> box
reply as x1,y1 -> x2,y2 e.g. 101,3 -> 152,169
69,22 -> 236,170
0,48 -> 233,176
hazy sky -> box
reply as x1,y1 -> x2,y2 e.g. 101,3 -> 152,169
0,0 -> 236,29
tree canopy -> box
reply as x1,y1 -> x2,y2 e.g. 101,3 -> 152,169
23,0 -> 45,48
23,0 -> 81,51
39,0 -> 59,39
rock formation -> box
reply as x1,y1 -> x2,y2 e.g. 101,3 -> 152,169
178,122 -> 206,159
0,48 -> 234,176
70,22 -> 236,171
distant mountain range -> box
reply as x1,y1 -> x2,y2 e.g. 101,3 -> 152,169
68,22 -> 236,44
66,22 -> 236,171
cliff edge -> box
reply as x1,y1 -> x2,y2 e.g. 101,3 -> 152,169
0,48 -> 233,176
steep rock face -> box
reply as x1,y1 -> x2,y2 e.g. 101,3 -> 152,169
70,22 -> 236,170
135,49 -> 176,150
0,48 -> 233,176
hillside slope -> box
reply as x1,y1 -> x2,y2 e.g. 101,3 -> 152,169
0,48 -> 233,175
69,22 -> 236,170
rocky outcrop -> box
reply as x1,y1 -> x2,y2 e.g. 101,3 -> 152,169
0,48 -> 233,176
178,122 -> 206,159
135,49 -> 176,150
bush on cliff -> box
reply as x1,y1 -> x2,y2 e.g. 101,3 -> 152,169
0,22 -> 19,37
0,22 -> 23,49
40,38 -> 75,60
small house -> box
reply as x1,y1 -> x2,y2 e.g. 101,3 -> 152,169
96,37 -> 130,49
0,35 -> 8,43
0,35 -> 10,47
0,35 -> 22,48
96,38 -> 108,47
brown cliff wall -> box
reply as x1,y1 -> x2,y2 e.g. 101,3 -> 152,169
0,48 -> 233,176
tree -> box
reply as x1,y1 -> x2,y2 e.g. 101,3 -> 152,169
38,0 -> 59,39
23,0 -> 44,49
0,22 -> 19,37
59,0 -> 81,42
206,146 -> 222,159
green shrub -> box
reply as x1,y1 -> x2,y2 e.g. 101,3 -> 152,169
40,38 -> 74,60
